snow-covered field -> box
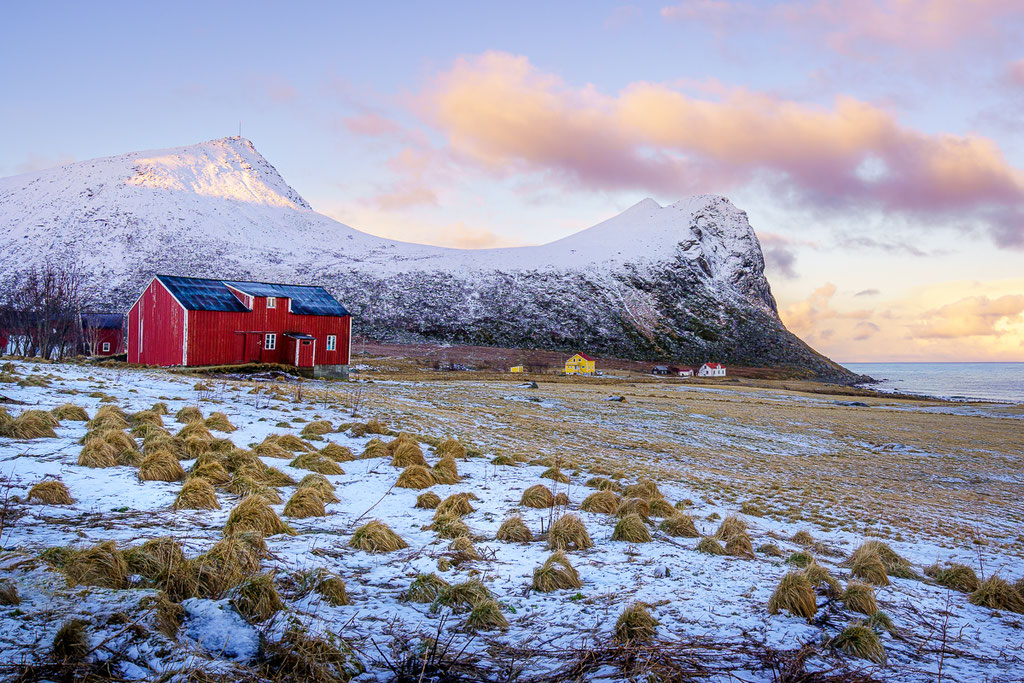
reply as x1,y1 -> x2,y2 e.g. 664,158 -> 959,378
1,359 -> 1022,681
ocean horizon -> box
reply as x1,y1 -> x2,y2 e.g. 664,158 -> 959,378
841,361 -> 1024,403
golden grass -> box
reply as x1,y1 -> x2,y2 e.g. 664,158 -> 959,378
553,492 -> 570,506
150,402 -> 170,415
648,497 -> 678,518
659,512 -> 699,537
614,603 -> 658,643
585,476 -> 621,492
396,464 -> 436,489
77,439 -> 117,468
51,403 -> 89,421
349,520 -> 408,553
804,564 -> 843,598
843,581 -> 878,615
27,479 -> 73,505
318,575 -> 350,606
466,599 -> 508,630
231,572 -> 285,623
848,550 -> 890,586
225,476 -> 282,504
0,579 -> 19,606
548,513 -> 593,551
129,409 -> 164,427
845,540 -> 917,581
193,535 -> 263,599
714,515 -> 748,541
616,497 -> 651,521
300,420 -> 333,437
429,511 -> 471,539
435,492 -> 476,517
149,592 -> 184,638
970,575 -> 1024,613
88,405 -> 128,430
496,515 -> 533,543
520,484 -> 554,508
541,467 -> 570,484
831,622 -> 886,664
204,412 -> 237,432
320,442 -> 354,462
622,479 -> 662,500
298,473 -> 339,503
725,531 -> 755,559
768,571 -> 817,619
612,513 -> 651,543
415,492 -> 442,509
0,409 -> 58,439
51,619 -> 90,663
290,452 -> 345,475
360,437 -> 389,459
260,626 -> 363,683
175,406 -> 204,424
436,579 -> 492,613
791,530 -> 815,546
139,450 -> 186,482
581,490 -> 621,513
189,460 -> 231,487
696,537 -> 727,555
64,540 -> 128,589
406,573 -> 450,602
173,477 -> 220,510
391,440 -> 428,468
449,535 -> 481,561
924,562 -> 980,593
532,551 -> 582,592
432,456 -> 461,484
284,487 -> 327,518
254,439 -> 292,459
224,495 -> 296,536
123,537 -> 187,585
435,437 -> 466,459
178,421 -> 214,441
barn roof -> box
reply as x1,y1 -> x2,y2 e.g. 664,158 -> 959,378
156,275 -> 349,316
575,353 -> 596,361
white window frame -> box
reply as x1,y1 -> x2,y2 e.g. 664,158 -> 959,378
102,342 -> 111,353
326,335 -> 336,351
265,333 -> 276,350
266,297 -> 276,309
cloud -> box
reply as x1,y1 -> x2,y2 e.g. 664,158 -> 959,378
855,288 -> 880,297
343,112 -> 403,137
853,321 -> 880,340
912,294 -> 1024,338
780,283 -> 872,339
758,232 -> 814,279
419,51 -> 1024,246
605,4 -> 642,29
1005,58 -> 1024,88
15,154 -> 76,174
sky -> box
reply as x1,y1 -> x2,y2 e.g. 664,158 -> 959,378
2,1 -> 1023,362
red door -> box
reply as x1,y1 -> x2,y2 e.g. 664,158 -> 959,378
235,332 -> 261,363
296,339 -> 315,367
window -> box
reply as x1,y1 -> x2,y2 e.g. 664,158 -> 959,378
102,342 -> 110,353
264,333 -> 276,350
326,335 -> 336,351
266,297 -> 276,309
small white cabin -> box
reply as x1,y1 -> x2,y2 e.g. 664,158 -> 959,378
678,368 -> 694,377
698,363 -> 726,377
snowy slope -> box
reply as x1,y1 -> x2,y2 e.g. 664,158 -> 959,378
0,137 -> 847,378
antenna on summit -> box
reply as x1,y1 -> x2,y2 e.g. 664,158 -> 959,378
238,121 -> 242,139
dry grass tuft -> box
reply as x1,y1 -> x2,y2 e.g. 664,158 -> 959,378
714,515 -> 748,542
496,515 -> 533,543
204,412 -> 237,432
614,603 -> 658,643
231,572 -> 285,623
466,598 -> 508,630
924,562 -> 980,593
758,543 -> 785,557
791,530 -> 815,546
51,404 -> 89,421
27,478 -> 74,505
696,537 -> 727,555
435,438 -> 466,459
87,405 -> 128,430
843,581 -> 878,615
271,433 -> 314,452
659,512 -> 699,538
284,487 -> 327,518
254,439 -> 291,459
432,456 -> 461,484
175,406 -> 204,424
970,575 -> 1024,613
0,409 -> 58,439
406,573 -> 450,603
430,512 -> 471,539
415,492 -> 442,509
225,476 -> 282,504
298,473 -> 339,503
129,409 -> 164,427
768,571 -> 817,619
147,592 -> 184,638
622,478 -> 661,499
396,464 -> 436,489
139,450 -> 186,482
320,442 -> 354,462
436,579 -> 492,613
391,440 -> 428,468
193,535 -> 263,599
123,537 -> 187,585
804,564 -> 843,598
725,531 -> 755,559
553,492 -> 570,506
520,484 -> 555,508
64,541 -> 128,589
224,495 -> 296,536
189,460 -> 231,486
548,513 -> 593,551
260,626 -> 363,683
150,402 -> 170,415
616,497 -> 651,521
364,418 -> 389,434
52,619 -> 90,663
318,575 -> 350,606
648,498 -> 678,518
585,476 -> 621,492
350,520 -> 408,553
581,490 -> 621,514
435,492 -> 476,517
449,535 -> 481,561
178,421 -> 214,442
532,551 -> 582,592
301,420 -> 333,437
173,477 -> 220,510
787,551 -> 815,568
849,550 -> 890,586
290,452 -> 345,475
541,467 -> 570,484
360,437 -> 389,459
0,579 -> 20,606
612,513 -> 651,543
831,622 -> 886,664
845,540 -> 916,581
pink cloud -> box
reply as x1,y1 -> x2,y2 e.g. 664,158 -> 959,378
912,294 -> 1024,338
343,112 -> 403,137
1005,58 -> 1024,87
419,51 -> 1024,246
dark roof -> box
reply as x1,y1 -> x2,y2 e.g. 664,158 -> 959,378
283,332 -> 315,339
81,314 -> 123,329
156,275 -> 349,317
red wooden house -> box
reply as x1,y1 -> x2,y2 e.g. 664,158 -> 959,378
127,275 -> 351,378
81,314 -> 124,356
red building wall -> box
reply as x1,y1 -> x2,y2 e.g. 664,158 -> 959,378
128,280 -> 186,365
91,328 -> 123,356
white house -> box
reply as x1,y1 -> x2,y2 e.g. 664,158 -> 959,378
698,362 -> 726,377
678,368 -> 694,377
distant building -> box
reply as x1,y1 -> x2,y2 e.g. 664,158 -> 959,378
564,353 -> 596,375
651,365 -> 670,375
678,368 -> 694,377
81,313 -> 124,356
698,362 -> 726,377
510,365 -> 525,373
127,275 -> 351,378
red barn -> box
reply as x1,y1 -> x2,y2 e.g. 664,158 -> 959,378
81,314 -> 124,356
127,275 -> 351,378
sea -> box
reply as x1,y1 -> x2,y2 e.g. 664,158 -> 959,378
841,362 -> 1024,404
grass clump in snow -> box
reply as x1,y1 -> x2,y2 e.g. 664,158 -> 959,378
350,520 -> 408,553
0,579 -> 20,606
659,512 -> 699,537
129,409 -> 164,428
496,515 -> 532,543
548,513 -> 592,551
192,534 -> 264,599
614,603 -> 658,643
830,622 -> 886,664
787,551 -> 815,568
175,406 -> 203,424
616,498 -> 651,521
466,599 -> 508,631
231,572 -> 285,623
87,405 -> 128,430
142,592 -> 184,639
150,402 -> 170,415
51,619 -> 90,664
51,404 -> 89,421
0,409 -> 58,439
317,575 -> 350,606
585,476 -> 620,492
300,420 -> 333,437
415,492 -> 442,509
173,477 -> 220,510
532,551 -> 582,592
298,473 -> 339,503
435,438 -> 466,459
188,460 -> 231,486
139,450 -> 186,482
225,476 -> 282,504
224,495 -> 296,537
396,464 -> 436,489
768,571 -> 817,620
177,421 -> 214,442
843,581 -> 878,615
581,490 -> 621,514
791,530 -> 815,546
432,456 -> 461,484
435,492 -> 476,517
360,437 -> 389,459
696,537 -> 727,555
844,540 -> 917,582
758,543 -> 785,557
429,512 -> 471,539
612,513 -> 651,543
520,484 -> 554,508
541,466 -> 570,484
273,433 -> 314,452
406,573 -> 450,603
123,537 -> 187,586
260,626 -> 364,683
204,411 -> 236,432
804,564 -> 843,598
284,487 -> 327,518
320,442 -> 354,462
391,439 -> 428,468
290,452 -> 344,475
924,562 -> 980,593
622,479 -> 661,500
969,575 -> 1024,613
64,541 -> 128,589
27,478 -> 74,505
449,536 -> 481,562
436,579 -> 492,613
714,515 -> 747,541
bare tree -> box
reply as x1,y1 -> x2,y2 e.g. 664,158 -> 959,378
0,260 -> 93,359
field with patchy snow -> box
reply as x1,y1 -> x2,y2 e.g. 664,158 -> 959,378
1,358 -> 1022,681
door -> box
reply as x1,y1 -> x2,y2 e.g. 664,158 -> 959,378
296,339 -> 315,367
234,332 -> 262,363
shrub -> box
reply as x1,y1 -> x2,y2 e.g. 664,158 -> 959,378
520,484 -> 554,508
768,571 -> 817,619
298,473 -> 339,503
51,404 -> 89,421
349,520 -> 408,553
696,537 -> 727,555
396,465 -> 436,489
406,573 -> 450,603
496,515 -> 532,543
231,572 -> 285,623
843,581 -> 878,615
290,452 -> 345,475
970,575 -> 1024,613
27,479 -> 73,505
532,551 -> 581,592
659,513 -> 699,537
204,412 -> 236,432
581,491 -> 620,514
548,514 -> 593,551
830,622 -> 886,663
415,492 -> 442,509
301,420 -> 333,437
173,478 -> 220,510
612,513 -> 651,543
224,495 -> 296,537
614,603 -> 658,643
139,450 -> 186,482
284,487 -> 327,518
64,541 -> 128,589
175,406 -> 203,424
466,599 -> 508,630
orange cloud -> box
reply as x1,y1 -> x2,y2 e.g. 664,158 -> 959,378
420,52 -> 1024,245
912,294 -> 1024,338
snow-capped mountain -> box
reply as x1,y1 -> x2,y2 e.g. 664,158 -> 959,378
0,137 -> 850,379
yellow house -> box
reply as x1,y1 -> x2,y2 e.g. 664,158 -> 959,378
564,353 -> 596,375
510,365 -> 525,373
